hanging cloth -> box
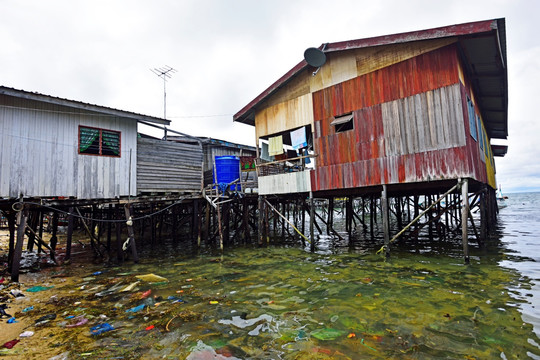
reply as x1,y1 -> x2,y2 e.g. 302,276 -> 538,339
290,127 -> 307,150
260,142 -> 272,161
268,135 -> 284,156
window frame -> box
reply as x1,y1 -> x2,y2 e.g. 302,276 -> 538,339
78,125 -> 121,157
467,97 -> 478,141
331,112 -> 354,133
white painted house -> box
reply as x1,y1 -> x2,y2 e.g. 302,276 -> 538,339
0,86 -> 169,200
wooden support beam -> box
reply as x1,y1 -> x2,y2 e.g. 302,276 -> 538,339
381,185 -> 390,257
124,204 -> 139,263
11,205 -> 28,282
116,205 -> 124,264
258,196 -> 264,246
65,207 -> 74,263
461,179 -> 470,264
309,192 -> 315,251
76,207 -> 102,258
49,211 -> 59,262
6,211 -> 16,272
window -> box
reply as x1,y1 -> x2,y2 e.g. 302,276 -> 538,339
79,126 -> 121,157
331,112 -> 354,133
467,97 -> 478,141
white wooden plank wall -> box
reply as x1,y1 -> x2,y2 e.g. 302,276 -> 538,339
0,97 -> 137,199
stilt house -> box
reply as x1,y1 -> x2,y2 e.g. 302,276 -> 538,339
234,19 -> 508,198
0,86 -> 204,201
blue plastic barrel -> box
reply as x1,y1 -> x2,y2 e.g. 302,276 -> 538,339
214,156 -> 241,191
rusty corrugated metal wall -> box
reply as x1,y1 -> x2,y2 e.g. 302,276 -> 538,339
311,44 -> 495,192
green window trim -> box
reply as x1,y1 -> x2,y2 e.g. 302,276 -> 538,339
79,126 -> 121,157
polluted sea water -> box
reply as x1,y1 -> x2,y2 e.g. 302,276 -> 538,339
1,195 -> 540,359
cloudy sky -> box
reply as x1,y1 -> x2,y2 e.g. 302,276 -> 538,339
1,0 -> 538,193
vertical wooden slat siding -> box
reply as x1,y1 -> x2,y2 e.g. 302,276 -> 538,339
0,96 -> 137,199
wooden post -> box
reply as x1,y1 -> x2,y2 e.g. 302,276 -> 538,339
327,198 -> 334,235
124,204 -> 139,263
11,205 -> 28,282
37,211 -> 44,254
381,185 -> 390,257
50,212 -> 59,262
65,207 -> 74,263
396,197 -> 402,230
217,202 -> 224,251
461,179 -> 470,264
223,202 -> 230,246
26,211 -> 38,252
309,191 -> 315,252
479,187 -> 487,244
106,204 -> 112,254
258,196 -> 264,246
242,197 -> 250,243
7,211 -> 16,272
264,197 -> 270,245
116,205 -> 124,264
369,195 -> 375,239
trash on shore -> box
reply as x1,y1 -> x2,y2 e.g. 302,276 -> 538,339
135,274 -> 168,283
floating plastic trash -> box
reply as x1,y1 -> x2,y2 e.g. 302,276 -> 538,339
311,328 -> 346,340
135,274 -> 168,283
145,325 -> 155,331
91,271 -> 103,276
10,290 -> 24,298
0,304 -> 11,318
126,304 -> 145,313
26,285 -> 54,292
2,339 -> 19,349
66,316 -> 88,328
19,331 -> 34,338
22,306 -> 34,313
90,323 -> 114,336
35,313 -> 56,324
7,317 -> 17,323
121,281 -> 140,292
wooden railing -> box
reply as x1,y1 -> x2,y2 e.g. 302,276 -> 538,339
256,154 -> 317,176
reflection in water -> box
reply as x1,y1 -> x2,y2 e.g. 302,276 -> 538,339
3,193 -> 540,359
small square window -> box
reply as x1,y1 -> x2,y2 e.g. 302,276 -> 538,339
331,113 -> 354,133
79,126 -> 121,157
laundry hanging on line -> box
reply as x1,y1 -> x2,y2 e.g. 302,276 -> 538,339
268,135 -> 284,156
290,127 -> 307,150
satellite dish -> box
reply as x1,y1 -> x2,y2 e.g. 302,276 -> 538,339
304,47 -> 326,68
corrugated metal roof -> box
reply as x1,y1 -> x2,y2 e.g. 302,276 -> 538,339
0,86 -> 170,125
233,18 -> 508,140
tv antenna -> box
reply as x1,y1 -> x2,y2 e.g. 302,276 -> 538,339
150,65 -> 177,120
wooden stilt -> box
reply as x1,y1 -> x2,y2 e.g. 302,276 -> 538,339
479,187 -> 487,245
11,205 -> 28,282
381,185 -> 390,257
65,207 -> 74,264
327,198 -> 334,235
49,212 -> 59,262
116,205 -> 124,264
7,211 -> 16,272
369,195 -> 375,239
124,204 -> 139,263
309,191 -> 315,251
257,196 -> 264,246
242,197 -> 250,243
26,211 -> 38,252
37,211 -> 44,254
461,179 -> 470,264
